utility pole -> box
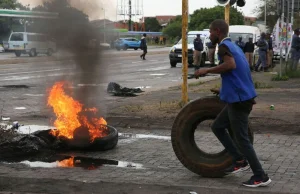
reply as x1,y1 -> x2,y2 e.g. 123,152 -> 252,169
279,0 -> 285,77
181,0 -> 188,104
128,0 -> 132,31
225,4 -> 230,24
265,0 -> 267,26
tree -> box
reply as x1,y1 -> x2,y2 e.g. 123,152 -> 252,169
189,6 -> 244,31
145,17 -> 161,32
163,21 -> 182,39
254,0 -> 278,31
0,0 -> 29,41
162,15 -> 182,39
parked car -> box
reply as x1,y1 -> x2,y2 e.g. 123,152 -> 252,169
114,37 -> 141,51
169,31 -> 210,68
8,32 -> 56,57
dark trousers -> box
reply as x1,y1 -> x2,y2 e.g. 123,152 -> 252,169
141,47 -> 147,59
211,101 -> 265,177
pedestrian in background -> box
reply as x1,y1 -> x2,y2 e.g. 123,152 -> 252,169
290,28 -> 300,71
243,37 -> 255,69
207,41 -> 216,66
193,34 -> 203,70
140,33 -> 147,60
254,33 -> 268,72
235,37 -> 245,51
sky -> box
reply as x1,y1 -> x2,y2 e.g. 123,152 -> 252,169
18,0 -> 263,21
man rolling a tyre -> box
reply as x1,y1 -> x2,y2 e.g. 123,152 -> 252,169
194,19 -> 271,188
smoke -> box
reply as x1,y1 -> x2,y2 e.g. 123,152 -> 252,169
26,0 -> 109,115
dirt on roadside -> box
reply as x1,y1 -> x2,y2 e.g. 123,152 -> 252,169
106,69 -> 300,136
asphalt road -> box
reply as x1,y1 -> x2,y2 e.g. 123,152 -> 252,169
0,51 -> 218,124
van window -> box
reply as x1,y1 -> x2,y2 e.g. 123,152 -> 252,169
10,33 -> 24,41
229,33 -> 253,42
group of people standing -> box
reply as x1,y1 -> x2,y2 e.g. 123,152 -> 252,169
235,33 -> 273,72
236,29 -> 300,72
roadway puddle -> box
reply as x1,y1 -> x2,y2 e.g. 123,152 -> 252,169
14,107 -> 27,110
24,94 -> 44,97
119,133 -> 170,140
3,156 -> 145,170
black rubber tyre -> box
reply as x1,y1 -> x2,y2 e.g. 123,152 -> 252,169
123,45 -> 128,50
29,49 -> 36,57
170,61 -> 177,67
171,96 -> 254,178
47,48 -> 53,56
65,125 -> 119,151
15,51 -> 21,57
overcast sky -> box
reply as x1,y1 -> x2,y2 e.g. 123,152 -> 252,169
19,0 -> 263,21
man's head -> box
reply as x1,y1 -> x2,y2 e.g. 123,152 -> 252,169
261,32 -> 266,39
295,28 -> 300,36
238,36 -> 242,42
143,33 -> 147,37
209,19 -> 229,45
249,37 -> 253,43
196,34 -> 200,39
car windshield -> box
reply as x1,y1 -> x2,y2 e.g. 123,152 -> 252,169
177,36 -> 205,44
10,33 -> 24,41
229,33 -> 253,42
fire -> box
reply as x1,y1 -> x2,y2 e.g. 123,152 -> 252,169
57,157 -> 74,168
47,82 -> 108,142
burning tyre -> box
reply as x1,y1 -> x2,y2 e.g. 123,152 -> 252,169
47,82 -> 118,151
58,125 -> 118,151
171,96 -> 253,178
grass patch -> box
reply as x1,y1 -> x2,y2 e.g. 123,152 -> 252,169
254,81 -> 273,89
188,81 -> 204,87
118,105 -> 143,113
285,70 -> 300,78
271,75 -> 289,81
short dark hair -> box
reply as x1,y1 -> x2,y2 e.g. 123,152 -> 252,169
295,28 -> 300,33
210,19 -> 229,35
143,33 -> 147,37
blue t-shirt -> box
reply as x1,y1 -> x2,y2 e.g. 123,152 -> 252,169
218,38 -> 257,103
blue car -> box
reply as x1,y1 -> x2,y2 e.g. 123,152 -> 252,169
114,37 -> 141,51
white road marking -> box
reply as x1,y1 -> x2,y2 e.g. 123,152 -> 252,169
0,68 -> 74,76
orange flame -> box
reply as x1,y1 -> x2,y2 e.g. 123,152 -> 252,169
57,157 -> 74,167
47,82 -> 108,142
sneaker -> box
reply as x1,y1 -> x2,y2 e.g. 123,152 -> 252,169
224,159 -> 250,175
242,174 -> 272,188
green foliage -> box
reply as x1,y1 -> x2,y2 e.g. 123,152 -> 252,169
163,6 -> 244,39
0,0 -> 30,40
285,70 -> 300,78
254,0 -> 278,31
271,75 -> 289,81
163,22 -> 182,40
254,81 -> 273,89
189,6 -> 244,31
144,17 -> 161,32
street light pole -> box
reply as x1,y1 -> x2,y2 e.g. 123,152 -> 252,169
265,0 -> 267,26
102,8 -> 106,43
181,0 -> 189,104
225,4 -> 230,24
